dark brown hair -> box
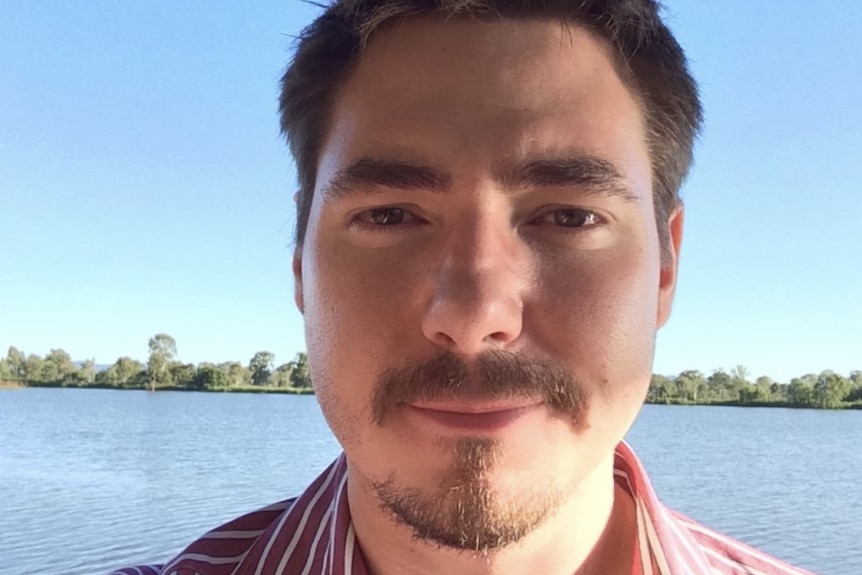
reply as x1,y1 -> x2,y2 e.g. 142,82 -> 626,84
279,0 -> 702,263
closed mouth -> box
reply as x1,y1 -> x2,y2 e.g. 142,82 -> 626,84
405,401 -> 543,432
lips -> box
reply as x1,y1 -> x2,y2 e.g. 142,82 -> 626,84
406,401 -> 543,432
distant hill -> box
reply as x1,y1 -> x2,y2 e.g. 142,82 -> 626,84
73,361 -> 111,372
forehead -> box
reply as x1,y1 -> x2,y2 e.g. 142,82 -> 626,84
317,16 -> 650,195
359,15 -> 626,88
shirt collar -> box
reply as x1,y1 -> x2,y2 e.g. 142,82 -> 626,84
223,442 -> 713,575
614,440 -> 715,575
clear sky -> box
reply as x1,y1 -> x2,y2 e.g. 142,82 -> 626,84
1,1 -> 859,383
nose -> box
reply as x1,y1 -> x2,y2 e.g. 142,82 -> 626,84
421,213 -> 525,355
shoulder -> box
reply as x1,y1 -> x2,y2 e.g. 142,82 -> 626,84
107,565 -> 165,575
107,497 -> 297,575
666,509 -> 817,575
107,456 -> 351,575
613,442 -> 815,575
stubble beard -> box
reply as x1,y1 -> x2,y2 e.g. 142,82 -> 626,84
368,350 -> 584,553
371,436 -> 565,553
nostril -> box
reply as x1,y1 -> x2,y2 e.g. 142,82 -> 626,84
421,297 -> 524,355
428,331 -> 457,350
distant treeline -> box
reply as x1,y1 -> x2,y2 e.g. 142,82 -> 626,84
647,365 -> 862,409
2,335 -> 861,408
0,333 -> 312,393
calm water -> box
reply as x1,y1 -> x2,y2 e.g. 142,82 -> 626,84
1,388 -> 859,575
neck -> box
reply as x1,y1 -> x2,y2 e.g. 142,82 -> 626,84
347,452 -> 637,575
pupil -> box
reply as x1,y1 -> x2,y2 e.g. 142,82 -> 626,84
375,208 -> 403,225
557,210 -> 585,226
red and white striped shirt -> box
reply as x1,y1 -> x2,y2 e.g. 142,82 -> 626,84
110,442 -> 815,575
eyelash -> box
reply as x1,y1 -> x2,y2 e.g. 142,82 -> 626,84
532,208 -> 604,229
349,206 -> 605,232
350,207 -> 424,232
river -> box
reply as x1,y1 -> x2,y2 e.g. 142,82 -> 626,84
1,388 -> 858,574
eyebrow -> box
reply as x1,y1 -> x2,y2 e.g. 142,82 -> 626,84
323,158 -> 451,201
322,154 -> 639,202
500,156 -> 640,203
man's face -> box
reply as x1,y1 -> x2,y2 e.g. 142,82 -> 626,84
294,18 -> 681,550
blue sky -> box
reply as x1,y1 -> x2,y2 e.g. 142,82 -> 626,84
1,1 -> 859,383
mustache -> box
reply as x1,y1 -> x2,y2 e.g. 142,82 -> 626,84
371,350 -> 585,426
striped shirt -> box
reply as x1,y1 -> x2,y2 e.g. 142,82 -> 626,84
109,441 -> 815,575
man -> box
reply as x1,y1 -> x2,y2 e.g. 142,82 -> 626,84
113,1 -> 813,574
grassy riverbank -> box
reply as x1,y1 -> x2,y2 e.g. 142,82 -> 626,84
1,380 -> 314,395
644,397 -> 862,410
5,379 -> 862,408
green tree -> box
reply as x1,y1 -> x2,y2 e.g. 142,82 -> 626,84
787,378 -> 815,407
731,364 -> 749,383
675,370 -> 705,402
813,370 -> 851,408
729,365 -> 752,401
97,357 -> 145,387
41,348 -> 75,383
219,361 -> 250,387
847,371 -> 862,402
6,346 -> 26,379
738,385 -> 766,404
94,368 -> 115,387
192,365 -> 228,390
78,358 -> 97,384
754,375 -> 774,400
249,351 -> 275,386
647,374 -> 676,403
170,363 -> 196,389
147,333 -> 177,391
23,354 -> 45,382
707,369 -> 733,401
289,352 -> 312,388
117,357 -> 145,387
769,382 -> 787,402
271,363 -> 295,387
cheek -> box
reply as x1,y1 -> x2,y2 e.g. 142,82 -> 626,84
300,238 -> 428,438
534,245 -> 659,391
305,242 -> 425,353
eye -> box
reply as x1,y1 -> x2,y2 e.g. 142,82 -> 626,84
361,207 -> 407,225
352,207 -> 423,230
538,208 -> 602,228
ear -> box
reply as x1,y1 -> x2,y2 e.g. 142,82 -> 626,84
656,204 -> 684,328
293,245 -> 304,315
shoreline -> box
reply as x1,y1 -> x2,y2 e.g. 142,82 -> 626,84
3,381 -> 859,409
0,380 -> 314,395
